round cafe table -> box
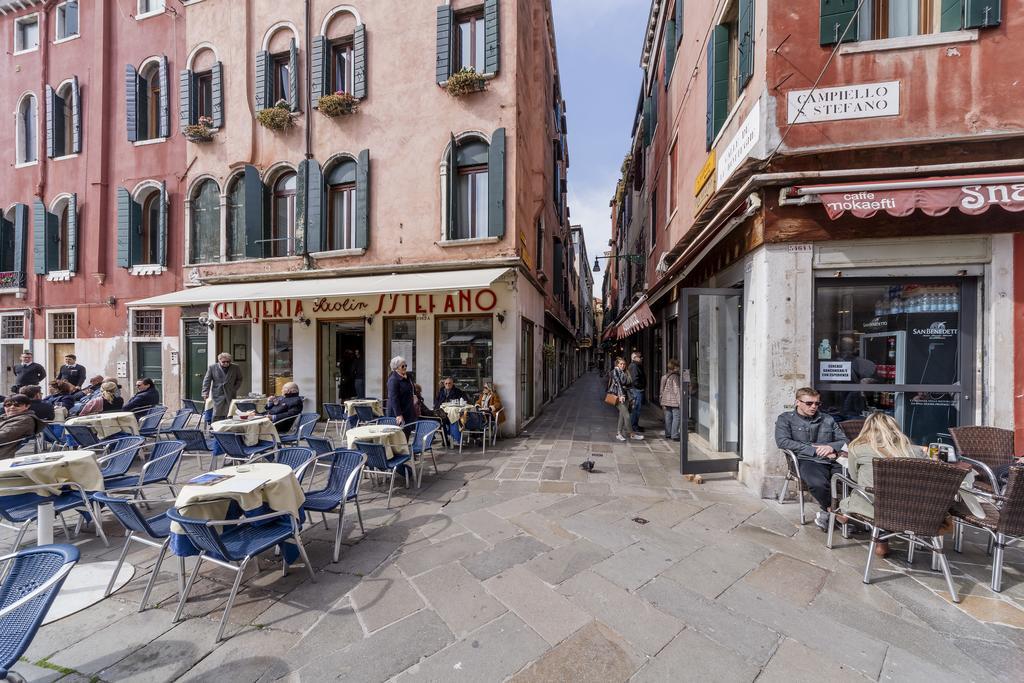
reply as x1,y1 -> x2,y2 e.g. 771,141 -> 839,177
345,424 -> 410,458
65,411 -> 140,440
211,416 -> 281,446
0,450 -> 133,624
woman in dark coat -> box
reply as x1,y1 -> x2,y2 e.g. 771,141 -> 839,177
385,356 -> 417,429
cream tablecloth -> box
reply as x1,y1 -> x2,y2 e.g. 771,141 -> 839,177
204,396 -> 270,417
440,402 -> 472,424
345,424 -> 410,458
65,412 -> 140,439
211,416 -> 281,447
172,463 -> 304,534
0,450 -> 104,495
344,399 -> 383,418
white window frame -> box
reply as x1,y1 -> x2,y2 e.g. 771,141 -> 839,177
54,1 -> 80,43
136,0 -> 165,21
15,92 -> 39,168
14,13 -> 40,55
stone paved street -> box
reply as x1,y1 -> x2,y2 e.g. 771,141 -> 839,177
8,372 -> 1024,682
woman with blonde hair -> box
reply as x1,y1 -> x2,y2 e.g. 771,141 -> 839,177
609,357 -> 643,442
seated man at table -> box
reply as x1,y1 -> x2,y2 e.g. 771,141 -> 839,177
124,377 -> 160,415
265,382 -> 304,433
19,385 -> 55,421
774,387 -> 848,531
69,375 -> 105,417
0,395 -> 46,459
44,380 -> 78,412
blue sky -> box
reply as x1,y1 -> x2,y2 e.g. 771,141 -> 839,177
551,0 -> 650,284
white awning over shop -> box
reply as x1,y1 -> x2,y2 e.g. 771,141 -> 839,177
128,267 -> 513,307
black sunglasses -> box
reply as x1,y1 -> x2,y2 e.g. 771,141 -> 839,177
799,400 -> 821,406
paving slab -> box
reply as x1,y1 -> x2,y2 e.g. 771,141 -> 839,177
412,562 -> 507,637
758,638 -> 871,683
349,563 -> 425,633
557,571 -> 683,656
454,509 -> 522,545
508,620 -> 644,683
265,598 -> 365,678
558,514 -> 638,552
636,498 -> 704,527
97,618 -> 223,683
508,510 -> 579,548
522,538 -> 613,586
255,571 -> 361,633
460,535 -> 551,580
631,627 -> 762,683
321,538 -> 401,577
590,541 -> 681,590
45,604 -> 180,675
394,612 -> 548,682
662,539 -> 771,599
394,532 -> 489,577
742,553 -> 830,606
178,626 -> 301,682
483,566 -> 591,646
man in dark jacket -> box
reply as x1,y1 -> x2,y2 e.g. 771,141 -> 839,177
69,375 -> 104,417
0,395 -> 45,459
265,382 -> 304,433
627,352 -> 646,433
124,378 -> 160,415
775,387 -> 848,531
19,385 -> 54,421
11,350 -> 45,393
202,353 -> 244,421
434,377 -> 466,406
57,354 -> 87,389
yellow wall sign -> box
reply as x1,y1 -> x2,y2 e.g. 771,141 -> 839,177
693,151 -> 716,196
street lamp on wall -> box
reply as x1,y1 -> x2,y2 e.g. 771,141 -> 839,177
593,254 -> 644,272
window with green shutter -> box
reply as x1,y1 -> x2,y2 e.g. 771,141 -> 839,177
821,0 -> 1001,44
705,24 -> 730,149
446,136 -> 493,241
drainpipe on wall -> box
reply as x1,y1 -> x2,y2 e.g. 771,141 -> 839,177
33,2 -> 57,343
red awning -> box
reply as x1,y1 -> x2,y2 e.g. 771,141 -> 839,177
794,172 -> 1024,220
601,326 -> 618,342
619,298 -> 656,338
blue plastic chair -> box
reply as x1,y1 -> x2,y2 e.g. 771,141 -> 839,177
0,483 -> 107,553
270,447 -> 316,485
374,416 -> 399,427
40,423 -> 67,451
278,413 -> 320,445
0,544 -> 79,681
322,403 -> 347,438
305,436 -> 334,456
180,399 -> 207,429
302,450 -> 366,563
353,404 -> 377,426
406,420 -> 442,487
92,492 -> 183,612
170,428 -> 214,471
159,409 -> 193,439
103,440 -> 185,495
354,441 -> 412,508
210,431 -> 276,466
166,507 -> 315,641
96,436 -> 146,484
459,410 -> 489,455
63,424 -> 100,448
137,405 -> 168,438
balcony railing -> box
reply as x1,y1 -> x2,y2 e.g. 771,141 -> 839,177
0,271 -> 26,289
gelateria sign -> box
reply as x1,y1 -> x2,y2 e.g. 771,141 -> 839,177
211,289 -> 499,322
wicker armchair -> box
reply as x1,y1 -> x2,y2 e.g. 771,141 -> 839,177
950,426 -> 1015,494
838,419 -> 865,442
951,466 -> 1024,592
776,449 -> 808,525
827,458 -> 967,602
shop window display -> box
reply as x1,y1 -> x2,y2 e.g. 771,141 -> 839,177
438,317 -> 493,398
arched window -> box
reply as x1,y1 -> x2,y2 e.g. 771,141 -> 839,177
59,83 -> 74,154
140,190 -> 161,264
313,9 -> 366,104
271,172 -> 296,257
325,158 -> 357,251
17,94 -> 38,164
52,198 -> 72,271
140,62 -> 161,140
453,137 -> 488,240
256,27 -> 297,111
46,81 -> 78,158
226,174 -> 246,261
128,58 -> 168,142
190,179 -> 220,264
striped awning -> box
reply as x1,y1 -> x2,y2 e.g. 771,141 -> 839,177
616,297 -> 656,338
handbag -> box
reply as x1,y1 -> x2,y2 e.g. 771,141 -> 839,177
604,392 -> 619,407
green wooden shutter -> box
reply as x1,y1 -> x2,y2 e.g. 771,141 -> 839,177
706,24 -> 730,148
940,0 -> 964,31
353,24 -> 367,99
32,198 -> 48,275
13,204 -> 28,275
67,193 -> 77,273
243,165 -> 266,258
211,61 -> 224,128
651,89 -> 659,137
71,75 -> 81,154
484,0 -> 500,75
288,38 -> 299,111
179,68 -> 193,128
676,0 -> 684,43
819,0 -> 859,45
488,128 -> 506,238
255,50 -> 270,110
45,85 -> 56,158
45,210 -> 61,273
0,213 -> 12,272
445,134 -> 456,239
436,5 -> 453,84
311,35 -> 328,109
664,20 -> 676,88
964,0 -> 1001,28
299,159 -> 325,253
355,149 -> 369,250
643,95 -> 652,147
158,55 -> 170,138
116,187 -> 132,267
157,181 -> 168,266
125,64 -> 139,142
738,0 -> 754,91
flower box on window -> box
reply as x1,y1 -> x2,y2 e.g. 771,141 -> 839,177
183,116 -> 216,143
317,91 -> 358,118
445,68 -> 487,97
257,100 -> 296,132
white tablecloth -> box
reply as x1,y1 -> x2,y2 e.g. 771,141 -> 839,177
345,424 -> 410,458
172,463 -> 304,534
344,399 -> 383,418
211,416 -> 280,446
65,412 -> 140,439
0,450 -> 104,495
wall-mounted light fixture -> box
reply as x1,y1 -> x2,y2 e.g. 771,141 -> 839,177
496,310 -> 506,325
296,314 -> 311,327
197,315 -> 215,330
364,315 -> 374,326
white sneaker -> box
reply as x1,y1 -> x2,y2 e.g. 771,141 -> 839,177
630,434 -> 645,441
814,510 -> 830,531
616,434 -> 627,441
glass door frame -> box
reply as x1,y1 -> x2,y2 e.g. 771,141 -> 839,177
678,287 -> 744,475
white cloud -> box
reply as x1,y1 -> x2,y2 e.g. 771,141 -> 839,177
568,177 -> 618,285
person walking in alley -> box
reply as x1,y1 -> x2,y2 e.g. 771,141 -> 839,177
610,357 -> 643,442
628,351 -> 646,432
774,387 -> 848,531
659,359 -> 682,441
202,353 -> 243,421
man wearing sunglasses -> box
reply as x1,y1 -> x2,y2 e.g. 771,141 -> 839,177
0,395 -> 45,459
775,387 -> 848,531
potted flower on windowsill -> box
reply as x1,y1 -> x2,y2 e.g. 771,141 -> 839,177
317,91 -> 358,117
183,115 -> 215,143
542,342 -> 557,361
445,67 -> 487,97
257,100 -> 296,132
